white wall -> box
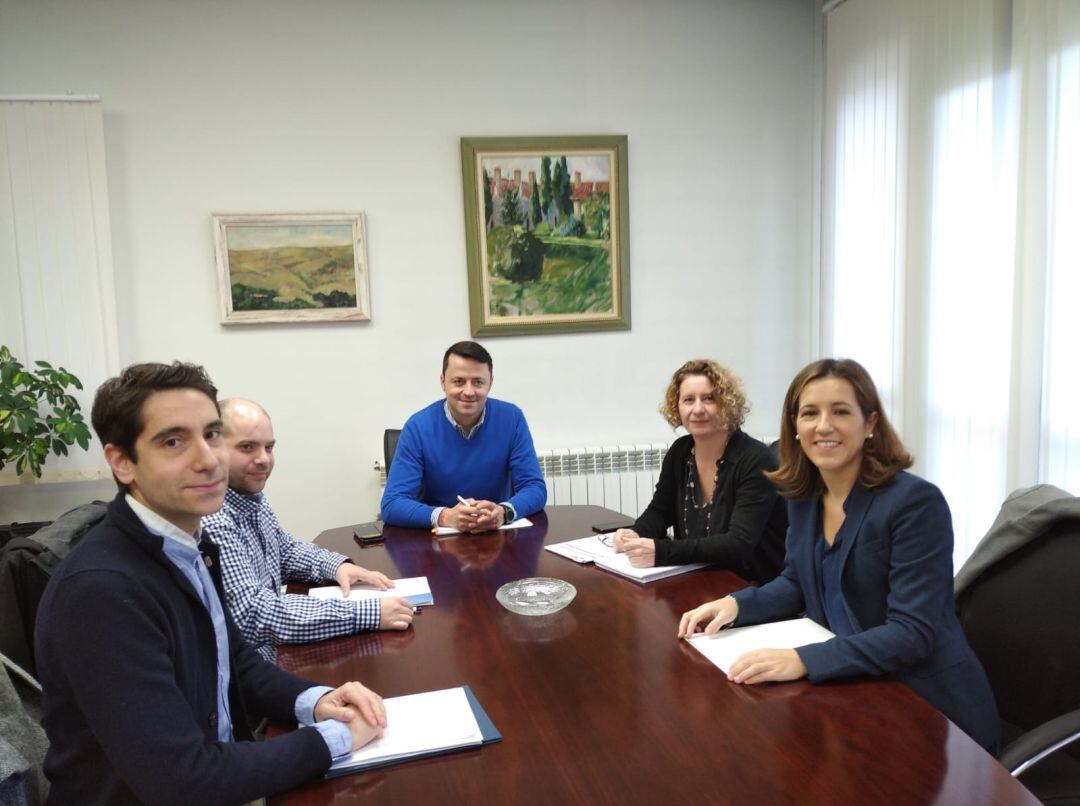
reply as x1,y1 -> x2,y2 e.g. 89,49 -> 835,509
0,0 -> 817,539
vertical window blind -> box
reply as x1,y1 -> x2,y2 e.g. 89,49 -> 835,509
822,0 -> 1079,566
0,98 -> 119,483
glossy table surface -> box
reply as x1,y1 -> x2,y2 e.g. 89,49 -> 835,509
271,505 -> 1036,805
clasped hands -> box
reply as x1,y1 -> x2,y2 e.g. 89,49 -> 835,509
314,681 -> 387,752
677,596 -> 808,685
611,529 -> 656,567
334,562 -> 414,632
439,498 -> 502,533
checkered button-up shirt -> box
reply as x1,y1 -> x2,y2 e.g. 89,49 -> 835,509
202,488 -> 380,663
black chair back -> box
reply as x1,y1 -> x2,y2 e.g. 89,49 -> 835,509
383,428 -> 402,475
957,518 -> 1080,734
767,439 -> 780,464
957,507 -> 1080,806
0,502 -> 106,676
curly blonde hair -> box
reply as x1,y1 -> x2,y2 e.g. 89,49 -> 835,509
659,359 -> 748,433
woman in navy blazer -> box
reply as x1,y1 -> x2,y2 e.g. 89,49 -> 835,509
678,358 -> 999,752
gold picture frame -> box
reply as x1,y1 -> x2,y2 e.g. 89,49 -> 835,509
460,135 -> 631,336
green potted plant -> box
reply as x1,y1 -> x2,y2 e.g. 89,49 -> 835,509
0,344 -> 92,478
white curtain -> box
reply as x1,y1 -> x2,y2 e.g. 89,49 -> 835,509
822,0 -> 1079,566
1025,3 -> 1080,494
0,98 -> 119,482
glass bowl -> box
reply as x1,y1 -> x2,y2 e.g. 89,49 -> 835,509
496,577 -> 576,616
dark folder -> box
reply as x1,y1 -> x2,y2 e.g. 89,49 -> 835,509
324,685 -> 501,779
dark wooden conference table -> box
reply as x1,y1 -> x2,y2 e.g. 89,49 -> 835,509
270,505 -> 1036,805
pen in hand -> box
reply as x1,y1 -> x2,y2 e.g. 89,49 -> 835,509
457,494 -> 498,532
459,495 -> 501,518
431,496 -> 473,536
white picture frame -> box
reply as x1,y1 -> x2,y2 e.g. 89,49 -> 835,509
212,212 -> 371,325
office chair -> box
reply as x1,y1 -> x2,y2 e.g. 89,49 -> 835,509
956,501 -> 1080,804
383,428 -> 402,476
0,502 -> 106,677
0,521 -> 49,552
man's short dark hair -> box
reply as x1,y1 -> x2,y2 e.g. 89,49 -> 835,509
442,341 -> 493,374
91,362 -> 219,473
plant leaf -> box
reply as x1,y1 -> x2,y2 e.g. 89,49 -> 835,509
1,347 -> 90,475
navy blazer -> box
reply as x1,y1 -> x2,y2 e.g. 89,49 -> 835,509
732,471 -> 999,752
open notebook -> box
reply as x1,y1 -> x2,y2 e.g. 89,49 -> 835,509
545,535 -> 708,583
308,576 -> 434,607
686,617 -> 835,674
326,686 -> 501,778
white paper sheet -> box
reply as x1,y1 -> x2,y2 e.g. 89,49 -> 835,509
594,550 -> 707,582
544,536 -> 708,582
434,517 -> 532,537
686,617 -> 835,674
328,687 -> 482,772
543,535 -> 611,564
308,576 -> 433,606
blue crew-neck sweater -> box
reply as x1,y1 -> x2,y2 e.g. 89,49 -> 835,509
380,398 -> 547,528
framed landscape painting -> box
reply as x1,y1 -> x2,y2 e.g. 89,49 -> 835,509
460,135 -> 630,336
212,212 -> 370,324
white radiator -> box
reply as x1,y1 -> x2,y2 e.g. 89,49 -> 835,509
537,444 -> 668,517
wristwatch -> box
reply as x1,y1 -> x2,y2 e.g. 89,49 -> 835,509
500,504 -> 514,525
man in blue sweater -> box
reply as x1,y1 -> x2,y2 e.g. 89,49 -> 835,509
381,341 -> 547,532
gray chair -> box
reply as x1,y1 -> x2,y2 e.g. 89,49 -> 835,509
956,486 -> 1080,803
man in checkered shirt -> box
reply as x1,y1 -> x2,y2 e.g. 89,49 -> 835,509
202,398 -> 414,662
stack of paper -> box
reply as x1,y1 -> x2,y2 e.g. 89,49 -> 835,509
595,550 -> 708,583
686,617 -> 835,674
308,576 -> 434,607
326,686 -> 501,777
544,535 -> 610,564
545,536 -> 708,583
434,517 -> 533,537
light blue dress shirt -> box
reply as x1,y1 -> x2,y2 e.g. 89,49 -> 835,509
125,495 -> 351,756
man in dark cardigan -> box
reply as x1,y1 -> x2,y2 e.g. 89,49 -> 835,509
35,362 -> 386,805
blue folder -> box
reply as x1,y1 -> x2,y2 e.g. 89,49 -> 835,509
324,685 -> 501,779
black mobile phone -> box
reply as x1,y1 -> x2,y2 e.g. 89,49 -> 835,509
353,521 -> 384,545
591,519 -> 634,534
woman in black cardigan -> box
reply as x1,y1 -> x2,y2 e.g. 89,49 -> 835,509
613,359 -> 787,584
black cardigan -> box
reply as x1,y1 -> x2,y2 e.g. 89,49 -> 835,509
633,430 -> 787,583
35,494 -> 332,805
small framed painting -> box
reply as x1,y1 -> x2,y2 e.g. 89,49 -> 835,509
460,135 -> 631,337
212,212 -> 370,324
